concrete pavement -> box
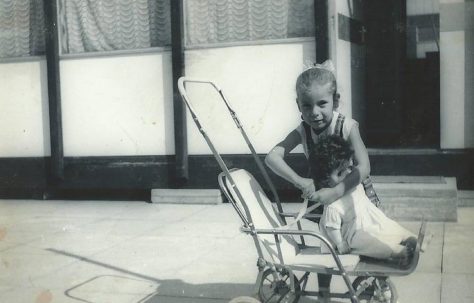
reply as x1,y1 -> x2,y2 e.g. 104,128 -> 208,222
0,199 -> 473,302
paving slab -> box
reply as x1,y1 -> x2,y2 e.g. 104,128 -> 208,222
143,294 -> 228,303
443,224 -> 474,274
392,272 -> 441,303
441,273 -> 474,303
0,249 -> 77,287
31,259 -> 138,290
29,232 -> 128,256
0,287 -> 79,303
458,190 -> 474,207
64,274 -> 159,303
0,231 -> 37,252
0,199 -> 472,303
456,207 -> 474,225
85,235 -> 225,280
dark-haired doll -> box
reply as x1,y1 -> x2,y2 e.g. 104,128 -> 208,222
310,135 -> 416,262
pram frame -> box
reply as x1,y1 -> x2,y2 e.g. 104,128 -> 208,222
177,77 -> 425,303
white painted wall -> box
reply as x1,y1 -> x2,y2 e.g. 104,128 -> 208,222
407,0 -> 439,15
439,0 -> 473,148
331,0 -> 366,123
440,31 -> 465,148
60,52 -> 175,156
184,41 -> 315,154
1,0 -> 473,156
0,60 -> 51,157
0,42 -> 317,158
335,39 -> 353,118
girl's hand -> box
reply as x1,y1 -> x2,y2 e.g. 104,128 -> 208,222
308,187 -> 338,205
294,178 -> 315,199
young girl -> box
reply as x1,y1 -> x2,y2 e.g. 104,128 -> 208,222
265,60 -> 372,300
265,60 -> 372,211
310,135 -> 417,263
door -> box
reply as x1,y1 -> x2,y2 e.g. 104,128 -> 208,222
365,0 -> 406,147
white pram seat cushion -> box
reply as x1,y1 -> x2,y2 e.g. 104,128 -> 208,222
225,169 -> 360,270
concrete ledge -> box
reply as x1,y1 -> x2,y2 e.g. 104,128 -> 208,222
372,175 -> 445,184
373,177 -> 457,198
380,197 -> 457,222
374,177 -> 458,222
458,190 -> 474,207
151,189 -> 223,204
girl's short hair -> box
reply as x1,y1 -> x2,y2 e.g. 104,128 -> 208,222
309,135 -> 353,188
296,67 -> 340,108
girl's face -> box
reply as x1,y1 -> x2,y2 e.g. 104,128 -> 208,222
297,82 -> 334,132
328,159 -> 353,187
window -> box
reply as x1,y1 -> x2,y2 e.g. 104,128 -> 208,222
185,0 -> 315,47
59,0 -> 171,54
0,0 -> 45,58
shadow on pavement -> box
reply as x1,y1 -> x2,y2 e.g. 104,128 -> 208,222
47,248 -> 255,303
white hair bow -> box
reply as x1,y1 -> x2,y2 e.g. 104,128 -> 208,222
303,59 -> 336,74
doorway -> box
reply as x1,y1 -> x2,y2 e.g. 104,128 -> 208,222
364,0 -> 440,148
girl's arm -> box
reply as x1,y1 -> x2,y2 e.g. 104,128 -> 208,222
310,125 -> 370,204
265,130 -> 314,195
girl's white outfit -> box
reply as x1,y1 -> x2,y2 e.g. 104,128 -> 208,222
319,184 -> 414,259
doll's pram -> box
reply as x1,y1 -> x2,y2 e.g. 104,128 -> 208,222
177,77 -> 426,303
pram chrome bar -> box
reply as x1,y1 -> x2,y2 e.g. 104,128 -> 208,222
177,77 -> 285,222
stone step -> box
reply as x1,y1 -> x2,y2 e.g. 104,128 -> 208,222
282,177 -> 458,222
151,189 -> 223,204
373,177 -> 457,198
373,177 -> 457,222
379,197 -> 457,222
458,190 -> 474,207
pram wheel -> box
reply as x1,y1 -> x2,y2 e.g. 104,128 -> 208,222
352,276 -> 398,303
258,269 -> 300,303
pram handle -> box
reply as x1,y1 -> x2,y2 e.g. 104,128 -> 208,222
178,77 -> 222,94
177,76 -> 285,221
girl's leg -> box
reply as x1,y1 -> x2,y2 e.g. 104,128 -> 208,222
350,231 -> 396,259
317,274 -> 331,303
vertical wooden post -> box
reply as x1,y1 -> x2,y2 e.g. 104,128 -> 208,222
170,0 -> 188,185
314,0 -> 329,62
43,0 -> 64,181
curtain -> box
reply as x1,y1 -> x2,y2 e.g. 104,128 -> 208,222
0,0 -> 45,58
185,0 -> 314,46
60,0 -> 171,54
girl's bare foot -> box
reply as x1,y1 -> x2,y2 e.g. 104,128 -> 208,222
392,237 -> 417,268
391,246 -> 408,259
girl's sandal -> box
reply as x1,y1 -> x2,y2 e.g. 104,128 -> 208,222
398,237 -> 417,269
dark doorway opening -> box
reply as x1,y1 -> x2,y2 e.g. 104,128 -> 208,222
364,0 -> 440,148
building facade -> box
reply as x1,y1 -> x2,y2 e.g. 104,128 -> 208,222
0,0 -> 472,200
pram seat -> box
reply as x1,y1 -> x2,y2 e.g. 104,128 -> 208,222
220,168 -> 361,270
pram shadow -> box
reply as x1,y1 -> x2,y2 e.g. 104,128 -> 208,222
46,249 -> 344,303
45,249 -> 268,303
64,274 -> 255,303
